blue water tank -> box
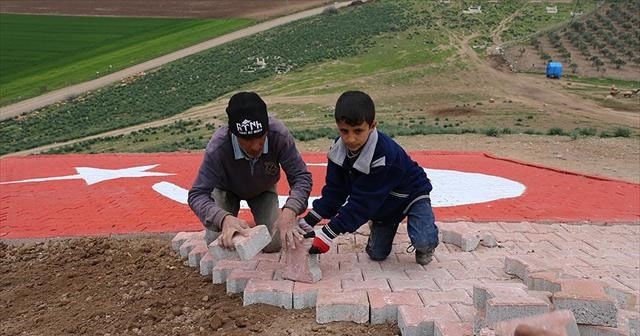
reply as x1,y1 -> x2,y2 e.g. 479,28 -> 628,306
546,61 -> 563,78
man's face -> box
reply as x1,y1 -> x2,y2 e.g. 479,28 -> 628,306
336,120 -> 376,152
237,134 -> 267,158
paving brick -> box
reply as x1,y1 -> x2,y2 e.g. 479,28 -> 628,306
340,260 -> 382,271
419,289 -> 471,306
322,268 -> 363,282
243,279 -> 294,309
577,324 -> 628,336
179,238 -> 205,258
211,260 -> 257,284
199,252 -> 214,276
472,284 -> 528,309
342,279 -> 391,292
435,279 -> 483,293
448,263 -> 497,280
406,268 -> 455,282
492,231 -> 530,243
553,279 -> 618,327
616,277 -> 640,292
337,242 -> 362,254
368,289 -> 423,324
618,309 -> 639,336
504,255 -> 562,282
292,279 -> 342,309
526,271 -> 563,292
604,283 -> 640,310
319,252 -> 357,264
473,284 -> 550,333
171,231 -> 204,251
441,222 -> 481,252
281,239 -> 322,283
251,252 -> 281,262
487,294 -> 550,323
362,270 -> 409,281
208,225 -> 271,261
498,222 -> 536,233
434,321 -> 473,336
187,244 -> 208,268
256,260 -> 282,271
389,279 -> 439,292
379,257 -> 426,271
316,290 -> 369,324
226,269 -> 274,294
397,304 -> 460,336
494,310 -> 579,336
451,303 -> 475,322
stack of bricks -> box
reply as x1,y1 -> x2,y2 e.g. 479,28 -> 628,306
504,255 -> 639,335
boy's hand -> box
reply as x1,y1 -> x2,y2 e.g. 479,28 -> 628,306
304,226 -> 337,254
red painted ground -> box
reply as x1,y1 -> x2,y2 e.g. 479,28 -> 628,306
1,152 -> 638,239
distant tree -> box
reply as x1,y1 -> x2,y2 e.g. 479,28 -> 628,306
613,58 -> 626,69
569,62 -> 578,73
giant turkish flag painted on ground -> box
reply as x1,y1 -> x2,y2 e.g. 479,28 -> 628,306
1,152 -> 638,239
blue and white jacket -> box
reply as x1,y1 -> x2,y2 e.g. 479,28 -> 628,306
309,129 -> 432,236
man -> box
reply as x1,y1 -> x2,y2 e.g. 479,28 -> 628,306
188,92 -> 312,252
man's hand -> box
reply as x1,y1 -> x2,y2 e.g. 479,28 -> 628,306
305,226 -> 336,254
220,215 -> 250,249
275,208 -> 304,250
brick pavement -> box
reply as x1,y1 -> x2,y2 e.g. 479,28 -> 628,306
173,221 -> 640,336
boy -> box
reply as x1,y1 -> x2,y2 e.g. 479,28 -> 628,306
300,91 -> 438,265
188,92 -> 312,252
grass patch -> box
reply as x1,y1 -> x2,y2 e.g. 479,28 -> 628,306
564,75 -> 640,88
0,14 -> 253,106
1,2 -> 410,155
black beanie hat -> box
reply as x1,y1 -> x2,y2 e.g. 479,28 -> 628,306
226,92 -> 269,138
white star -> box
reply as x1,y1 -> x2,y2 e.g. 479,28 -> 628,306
1,164 -> 174,186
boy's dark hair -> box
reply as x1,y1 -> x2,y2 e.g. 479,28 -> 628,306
335,91 -> 375,126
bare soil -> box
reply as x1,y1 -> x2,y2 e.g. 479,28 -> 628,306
0,1 -> 333,19
0,237 -> 396,336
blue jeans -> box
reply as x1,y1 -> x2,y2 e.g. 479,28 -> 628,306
366,198 -> 439,261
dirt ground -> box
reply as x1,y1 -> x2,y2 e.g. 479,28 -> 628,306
0,0 -> 333,19
0,237 -> 397,336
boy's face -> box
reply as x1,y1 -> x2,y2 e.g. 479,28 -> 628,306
336,120 -> 377,152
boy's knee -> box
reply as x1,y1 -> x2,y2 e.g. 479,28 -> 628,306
367,249 -> 390,261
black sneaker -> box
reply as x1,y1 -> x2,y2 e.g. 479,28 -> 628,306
415,249 -> 434,266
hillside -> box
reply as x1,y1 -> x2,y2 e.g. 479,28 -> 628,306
0,0 -> 638,181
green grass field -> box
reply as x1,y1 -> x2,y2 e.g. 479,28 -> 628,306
0,14 -> 253,106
